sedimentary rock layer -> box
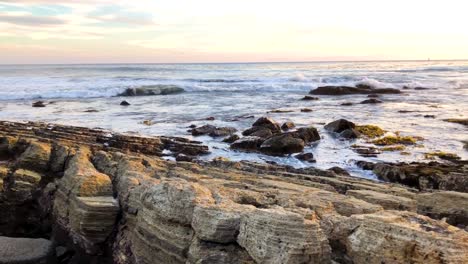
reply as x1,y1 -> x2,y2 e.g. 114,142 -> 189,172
0,121 -> 467,264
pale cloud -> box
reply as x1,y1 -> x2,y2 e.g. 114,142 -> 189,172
0,13 -> 66,26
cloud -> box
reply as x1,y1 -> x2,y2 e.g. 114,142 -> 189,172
0,14 -> 67,26
88,13 -> 155,25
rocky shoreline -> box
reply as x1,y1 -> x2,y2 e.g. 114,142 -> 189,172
0,120 -> 467,263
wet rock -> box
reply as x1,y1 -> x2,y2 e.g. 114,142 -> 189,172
176,154 -> 195,162
352,145 -> 381,157
424,115 -> 436,118
32,101 -> 46,108
289,127 -> 321,144
444,118 -> 468,127
222,134 -> 240,143
295,152 -> 316,163
301,96 -> 320,101
360,98 -> 383,104
325,119 -> 356,134
328,166 -> 350,176
281,121 -> 296,131
300,108 -> 313,112
259,134 -> 305,156
0,237 -> 55,264
367,94 -> 379,98
249,128 -> 273,138
252,117 -> 281,133
120,100 -> 131,106
355,125 -> 385,138
205,116 -> 215,121
310,85 -> 401,95
339,128 -> 360,139
188,124 -> 197,129
268,109 -> 294,113
118,85 -> 185,96
340,102 -> 353,106
191,125 -> 216,136
230,136 -> 264,151
209,127 -> 237,137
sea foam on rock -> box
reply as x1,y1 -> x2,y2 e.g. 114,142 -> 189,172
118,85 -> 185,96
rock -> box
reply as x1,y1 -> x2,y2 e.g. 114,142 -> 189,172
324,119 -> 356,134
118,85 -> 185,96
32,101 -> 46,107
310,85 -> 401,95
252,117 -> 281,133
289,127 -> 321,144
281,121 -> 295,131
295,152 -> 316,163
188,124 -> 197,129
120,100 -> 131,106
191,125 -> 216,136
300,108 -> 313,112
424,115 -> 436,118
230,136 -> 264,151
245,127 -> 273,139
209,127 -> 237,137
222,134 -> 240,143
259,134 -> 305,156
16,141 -> 51,172
444,118 -> 468,127
0,237 -> 55,264
237,208 -> 331,264
352,145 -> 381,157
176,154 -> 195,162
187,239 -> 254,264
301,96 -> 319,101
340,102 -> 353,106
416,191 -> 468,228
367,94 -> 379,98
330,211 -> 468,263
205,116 -> 215,121
355,125 -> 385,138
346,190 -> 417,211
328,166 -> 350,176
360,98 -> 383,104
339,128 -> 360,139
268,109 -> 294,113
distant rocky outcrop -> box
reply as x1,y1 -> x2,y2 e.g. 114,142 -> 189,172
310,84 -> 401,95
118,85 -> 185,96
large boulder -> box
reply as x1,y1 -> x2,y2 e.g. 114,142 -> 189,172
118,85 -> 185,96
252,117 -> 281,133
324,119 -> 356,134
15,141 -> 51,172
230,136 -> 264,151
289,127 -> 320,144
259,134 -> 305,155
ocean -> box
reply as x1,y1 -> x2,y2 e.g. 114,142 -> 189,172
0,60 -> 467,178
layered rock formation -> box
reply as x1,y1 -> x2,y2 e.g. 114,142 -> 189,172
0,121 -> 467,264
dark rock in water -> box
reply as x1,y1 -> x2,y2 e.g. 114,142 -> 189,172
205,117 -> 215,121
84,108 -> 99,113
191,125 -> 216,136
0,236 -> 55,264
301,96 -> 320,101
367,94 -> 380,98
325,119 -> 356,134
281,121 -> 296,131
268,109 -> 294,113
360,99 -> 383,104
295,152 -> 316,163
424,115 -> 436,119
230,136 -> 264,151
209,127 -> 237,137
176,153 -> 195,162
120,100 -> 131,106
118,85 -> 185,96
32,101 -> 46,108
223,134 -> 240,143
249,128 -> 273,139
340,102 -> 353,106
340,128 -> 361,139
310,86 -> 401,95
289,127 -> 321,144
300,108 -> 313,112
463,141 -> 468,150
414,87 -> 431,90
259,134 -> 305,156
328,166 -> 351,176
444,118 -> 468,127
352,145 -> 381,157
188,124 -> 197,129
252,117 -> 281,133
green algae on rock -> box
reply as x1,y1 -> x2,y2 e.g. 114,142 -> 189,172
372,135 -> 421,146
355,125 -> 386,138
425,151 -> 461,161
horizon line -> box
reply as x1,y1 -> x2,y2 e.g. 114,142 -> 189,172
1,59 -> 468,66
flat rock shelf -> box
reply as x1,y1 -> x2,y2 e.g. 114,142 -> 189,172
0,121 -> 467,264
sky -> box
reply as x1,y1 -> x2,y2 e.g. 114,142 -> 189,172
1,0 -> 468,64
